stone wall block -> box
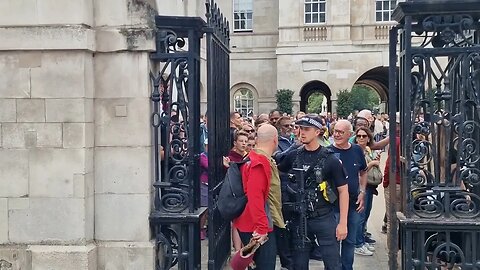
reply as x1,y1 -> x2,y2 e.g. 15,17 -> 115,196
8,198 -> 30,210
0,99 -> 16,122
29,149 -> 86,198
16,99 -> 45,123
29,244 -> 96,270
85,195 -> 94,240
0,149 -> 29,197
95,194 -> 150,241
45,98 -> 92,123
0,247 -> 32,270
95,98 -> 150,147
0,0 -> 37,26
94,0 -> 128,27
9,198 -> 86,243
30,53 -> 89,98
63,123 -> 94,148
2,123 -> 62,148
0,27 -> 95,51
0,64 -> 30,98
37,0 -> 94,26
94,53 -> 149,98
95,147 -> 151,194
0,199 -> 7,244
96,241 -> 154,270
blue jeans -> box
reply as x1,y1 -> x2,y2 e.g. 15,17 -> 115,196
335,201 -> 361,270
356,188 -> 374,247
291,212 -> 341,270
238,230 -> 277,270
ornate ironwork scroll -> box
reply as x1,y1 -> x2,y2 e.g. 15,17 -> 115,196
150,15 -> 206,270
392,1 -> 480,269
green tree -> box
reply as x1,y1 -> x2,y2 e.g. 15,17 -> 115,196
307,92 -> 324,114
275,89 -> 294,115
336,89 -> 353,118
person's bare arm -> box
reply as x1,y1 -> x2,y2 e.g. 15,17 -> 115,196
371,136 -> 389,150
336,185 -> 349,241
356,170 -> 367,212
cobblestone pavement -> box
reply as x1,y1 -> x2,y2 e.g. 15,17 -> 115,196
200,153 -> 392,269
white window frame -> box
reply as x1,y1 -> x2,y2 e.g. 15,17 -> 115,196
233,0 -> 253,32
375,0 -> 398,22
304,0 -> 326,25
233,88 -> 255,117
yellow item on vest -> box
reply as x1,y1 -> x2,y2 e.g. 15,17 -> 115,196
318,181 -> 330,202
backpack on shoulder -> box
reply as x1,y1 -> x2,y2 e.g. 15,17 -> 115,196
217,158 -> 251,221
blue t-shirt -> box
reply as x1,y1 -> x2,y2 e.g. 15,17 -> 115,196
329,143 -> 367,199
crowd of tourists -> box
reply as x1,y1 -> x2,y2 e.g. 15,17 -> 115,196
198,108 -> 399,270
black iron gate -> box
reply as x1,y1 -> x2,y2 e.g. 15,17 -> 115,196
149,1 -> 230,269
205,1 -> 232,269
389,1 -> 480,269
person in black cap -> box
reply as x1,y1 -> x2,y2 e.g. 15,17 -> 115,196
276,115 -> 349,270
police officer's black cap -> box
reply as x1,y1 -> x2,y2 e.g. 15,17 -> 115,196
295,116 -> 323,129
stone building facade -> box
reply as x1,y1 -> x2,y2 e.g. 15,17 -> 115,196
219,0 -> 397,115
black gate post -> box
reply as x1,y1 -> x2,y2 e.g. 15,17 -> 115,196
204,1 -> 232,269
149,15 -> 207,270
391,1 -> 480,269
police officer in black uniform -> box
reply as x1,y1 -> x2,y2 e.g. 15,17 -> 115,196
276,116 -> 349,270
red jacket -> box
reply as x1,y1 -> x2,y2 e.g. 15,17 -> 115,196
233,150 -> 272,235
384,136 -> 401,187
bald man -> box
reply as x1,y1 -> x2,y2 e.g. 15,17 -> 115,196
330,120 -> 368,270
233,124 -> 283,270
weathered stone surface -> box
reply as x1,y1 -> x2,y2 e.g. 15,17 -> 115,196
96,241 -> 154,270
16,99 -> 45,123
0,149 -> 28,197
45,98 -> 93,123
95,194 -> 150,242
30,52 -> 91,98
8,198 -> 30,210
0,99 -> 16,122
9,198 -> 86,243
29,149 -> 88,198
0,199 -> 7,244
0,0 -> 93,26
95,147 -> 151,194
85,195 -> 94,240
0,63 -> 30,98
0,26 -> 95,51
95,98 -> 150,147
0,247 -> 32,270
63,123 -> 94,148
29,244 -> 96,270
94,53 -> 149,98
2,123 -> 62,148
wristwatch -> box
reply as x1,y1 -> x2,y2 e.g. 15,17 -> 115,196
359,189 -> 366,194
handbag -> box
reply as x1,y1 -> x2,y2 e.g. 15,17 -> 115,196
365,148 -> 383,186
230,237 -> 266,270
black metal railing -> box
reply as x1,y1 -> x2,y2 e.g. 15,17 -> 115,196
391,1 -> 480,269
205,1 -> 231,269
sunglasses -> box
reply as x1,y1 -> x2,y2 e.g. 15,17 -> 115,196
244,129 -> 254,133
356,134 -> 368,138
282,124 -> 294,128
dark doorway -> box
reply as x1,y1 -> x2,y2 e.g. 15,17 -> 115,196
300,80 -> 332,113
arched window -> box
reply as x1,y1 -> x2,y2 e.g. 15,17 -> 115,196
233,88 -> 254,117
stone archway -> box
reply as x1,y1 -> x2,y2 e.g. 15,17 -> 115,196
300,80 -> 332,113
354,66 -> 391,112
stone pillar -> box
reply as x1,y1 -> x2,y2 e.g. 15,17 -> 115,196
93,0 -> 155,269
0,0 -> 157,269
0,0 -> 97,269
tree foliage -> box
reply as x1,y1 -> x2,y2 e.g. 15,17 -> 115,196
336,86 -> 380,118
307,92 -> 325,114
275,89 -> 294,115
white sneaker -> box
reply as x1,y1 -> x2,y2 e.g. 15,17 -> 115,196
365,242 -> 375,252
354,245 -> 374,256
